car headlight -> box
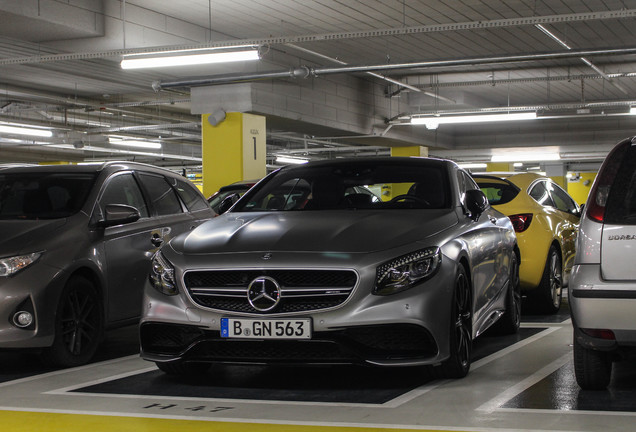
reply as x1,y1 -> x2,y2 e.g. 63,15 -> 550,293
374,247 -> 441,296
150,251 -> 178,296
0,252 -> 42,277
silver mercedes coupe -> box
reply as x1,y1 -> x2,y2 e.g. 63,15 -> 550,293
140,157 -> 520,378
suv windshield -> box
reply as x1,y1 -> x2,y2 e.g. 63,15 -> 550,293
234,162 -> 449,212
605,142 -> 636,225
0,172 -> 97,220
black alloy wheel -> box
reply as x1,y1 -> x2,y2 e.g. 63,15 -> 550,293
41,276 -> 103,367
441,265 -> 472,379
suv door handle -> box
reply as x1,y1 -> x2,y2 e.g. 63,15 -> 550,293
151,233 -> 164,247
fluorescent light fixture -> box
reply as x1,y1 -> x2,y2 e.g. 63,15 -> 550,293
0,124 -> 53,138
491,152 -> 560,162
121,48 -> 260,69
276,156 -> 308,165
411,112 -> 537,129
111,140 -> 162,149
513,162 -> 523,167
458,163 -> 487,169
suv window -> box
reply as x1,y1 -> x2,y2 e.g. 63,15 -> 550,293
605,143 -> 636,225
137,172 -> 183,216
529,181 -> 555,207
172,178 -> 209,212
97,173 -> 149,218
0,172 -> 96,220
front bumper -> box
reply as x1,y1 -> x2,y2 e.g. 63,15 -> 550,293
140,322 -> 438,366
569,263 -> 636,351
140,255 -> 457,367
0,263 -> 66,349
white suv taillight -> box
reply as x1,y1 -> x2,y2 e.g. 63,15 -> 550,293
585,140 -> 630,222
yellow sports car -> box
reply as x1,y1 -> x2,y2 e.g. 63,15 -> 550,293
473,173 -> 580,314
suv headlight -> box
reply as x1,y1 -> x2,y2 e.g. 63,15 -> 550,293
150,251 -> 178,295
374,247 -> 441,295
0,252 -> 42,277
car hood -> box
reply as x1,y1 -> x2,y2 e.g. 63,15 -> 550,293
0,219 -> 67,255
172,210 -> 458,254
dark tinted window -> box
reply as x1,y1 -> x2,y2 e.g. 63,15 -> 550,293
0,172 -> 96,220
137,173 -> 183,216
473,177 -> 519,205
235,161 -> 450,212
605,143 -> 636,225
172,178 -> 209,212
98,173 -> 149,218
548,182 -> 579,215
529,181 -> 555,207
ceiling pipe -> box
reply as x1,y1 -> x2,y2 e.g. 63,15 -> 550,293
153,47 -> 636,90
284,44 -> 427,94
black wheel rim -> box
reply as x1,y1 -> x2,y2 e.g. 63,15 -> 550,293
60,288 -> 99,356
453,272 -> 472,368
549,251 -> 562,309
511,257 -> 521,326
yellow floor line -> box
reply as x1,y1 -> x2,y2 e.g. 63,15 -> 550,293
1,410 -> 467,432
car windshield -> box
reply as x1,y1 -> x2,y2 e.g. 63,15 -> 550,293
0,172 -> 97,220
233,161 -> 449,212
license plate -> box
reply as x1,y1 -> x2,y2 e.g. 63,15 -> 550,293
220,318 -> 312,339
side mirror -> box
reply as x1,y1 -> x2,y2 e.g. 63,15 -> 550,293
97,204 -> 140,228
465,189 -> 489,221
217,193 -> 240,215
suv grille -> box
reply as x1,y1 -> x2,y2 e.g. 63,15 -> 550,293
183,269 -> 357,314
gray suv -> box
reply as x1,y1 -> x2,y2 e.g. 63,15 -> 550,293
570,136 -> 636,389
0,162 -> 213,367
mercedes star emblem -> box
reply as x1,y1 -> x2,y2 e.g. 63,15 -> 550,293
247,276 -> 281,312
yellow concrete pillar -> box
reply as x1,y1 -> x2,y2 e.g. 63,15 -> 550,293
385,146 -> 428,200
390,146 -> 428,157
487,162 -> 513,172
201,112 -> 267,197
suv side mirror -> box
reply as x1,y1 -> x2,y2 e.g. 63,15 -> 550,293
465,189 -> 489,221
97,204 -> 140,228
217,193 -> 240,215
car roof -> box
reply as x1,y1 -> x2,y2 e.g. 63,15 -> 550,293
473,172 -> 547,189
277,156 -> 457,173
0,161 -> 180,177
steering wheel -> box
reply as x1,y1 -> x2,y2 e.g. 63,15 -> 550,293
390,194 -> 431,206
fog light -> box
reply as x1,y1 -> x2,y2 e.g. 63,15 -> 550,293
13,311 -> 33,328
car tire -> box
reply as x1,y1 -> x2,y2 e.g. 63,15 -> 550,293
41,276 -> 103,368
573,336 -> 612,390
491,253 -> 521,335
156,361 -> 211,376
534,245 -> 562,314
440,265 -> 472,379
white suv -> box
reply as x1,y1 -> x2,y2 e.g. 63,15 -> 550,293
570,136 -> 636,389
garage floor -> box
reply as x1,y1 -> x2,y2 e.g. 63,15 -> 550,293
1,295 -> 633,432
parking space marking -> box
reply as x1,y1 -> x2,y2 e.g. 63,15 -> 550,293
386,326 -> 560,408
472,325 -> 561,370
0,354 -> 141,389
0,408 -> 563,432
476,352 -> 572,414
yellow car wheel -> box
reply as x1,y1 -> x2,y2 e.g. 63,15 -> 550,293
531,245 -> 563,314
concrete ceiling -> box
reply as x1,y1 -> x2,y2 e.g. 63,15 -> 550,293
1,0 -> 636,172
